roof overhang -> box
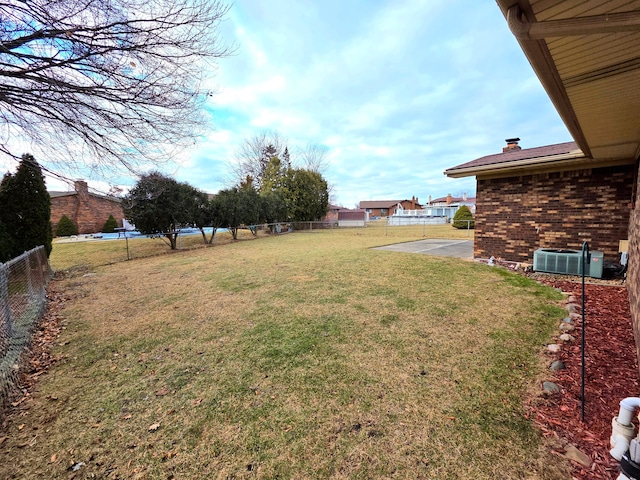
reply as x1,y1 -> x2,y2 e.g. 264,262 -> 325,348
495,0 -> 640,164
445,150 -> 634,179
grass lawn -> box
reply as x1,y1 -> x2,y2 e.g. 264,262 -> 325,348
0,223 -> 571,479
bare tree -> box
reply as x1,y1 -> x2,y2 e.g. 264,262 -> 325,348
299,143 -> 329,174
230,130 -> 287,190
0,0 -> 231,178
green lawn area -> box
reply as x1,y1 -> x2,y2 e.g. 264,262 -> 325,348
0,223 -> 571,479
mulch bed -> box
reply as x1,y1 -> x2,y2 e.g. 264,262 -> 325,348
529,277 -> 639,479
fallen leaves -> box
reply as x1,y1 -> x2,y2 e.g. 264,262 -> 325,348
148,422 -> 161,432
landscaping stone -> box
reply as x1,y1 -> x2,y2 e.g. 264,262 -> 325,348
566,303 -> 579,313
559,333 -> 575,342
567,295 -> 578,303
563,444 -> 592,468
570,312 -> 582,321
542,381 -> 560,393
559,323 -> 576,332
562,317 -> 574,324
550,360 -> 565,371
547,344 -> 561,353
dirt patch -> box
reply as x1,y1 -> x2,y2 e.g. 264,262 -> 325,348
530,277 -> 638,479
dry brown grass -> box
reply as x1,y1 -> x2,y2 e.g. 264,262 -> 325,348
0,224 -> 572,479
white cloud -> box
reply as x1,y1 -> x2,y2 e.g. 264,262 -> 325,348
1,1 -> 572,210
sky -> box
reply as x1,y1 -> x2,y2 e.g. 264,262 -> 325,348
5,0 -> 572,209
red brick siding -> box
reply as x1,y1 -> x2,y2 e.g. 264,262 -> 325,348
627,160 -> 640,374
474,165 -> 633,262
51,194 -> 123,235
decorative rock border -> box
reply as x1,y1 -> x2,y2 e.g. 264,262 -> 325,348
539,288 -> 592,469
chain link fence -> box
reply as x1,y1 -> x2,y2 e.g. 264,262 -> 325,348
0,246 -> 53,409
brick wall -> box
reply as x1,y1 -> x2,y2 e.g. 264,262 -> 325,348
51,181 -> 123,235
627,160 -> 640,373
474,164 -> 634,262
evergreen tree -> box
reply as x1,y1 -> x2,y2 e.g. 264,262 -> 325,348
282,168 -> 329,222
0,216 -> 14,263
56,215 -> 78,237
282,147 -> 291,168
452,205 -> 474,229
102,215 -> 118,233
0,154 -> 52,260
213,188 -> 263,240
123,172 -> 204,250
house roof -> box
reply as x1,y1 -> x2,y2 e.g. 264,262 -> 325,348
359,199 -> 422,209
359,200 -> 403,209
444,141 -> 596,178
494,1 -> 640,164
429,195 -> 476,204
448,2 -> 640,180
49,190 -> 121,203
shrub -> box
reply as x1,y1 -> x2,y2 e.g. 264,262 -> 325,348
56,215 -> 78,236
102,215 -> 118,233
452,205 -> 474,229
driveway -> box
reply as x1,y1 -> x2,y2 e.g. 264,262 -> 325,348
373,239 -> 473,259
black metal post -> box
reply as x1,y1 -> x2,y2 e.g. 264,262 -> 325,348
581,241 -> 590,422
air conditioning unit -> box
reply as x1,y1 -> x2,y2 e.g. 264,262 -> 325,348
533,248 -> 604,278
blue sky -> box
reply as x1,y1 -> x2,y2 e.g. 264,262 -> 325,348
14,0 -> 572,208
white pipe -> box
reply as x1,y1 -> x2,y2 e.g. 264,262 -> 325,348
619,398 -> 640,426
611,434 -> 631,461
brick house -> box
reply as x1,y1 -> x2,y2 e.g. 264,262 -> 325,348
359,197 -> 422,217
445,139 -> 633,262
322,204 -> 344,223
457,2 -> 640,371
50,180 -> 124,235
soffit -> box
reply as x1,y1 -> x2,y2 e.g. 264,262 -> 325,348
497,0 -> 640,162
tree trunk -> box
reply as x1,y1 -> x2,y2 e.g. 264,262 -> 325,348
166,233 -> 178,250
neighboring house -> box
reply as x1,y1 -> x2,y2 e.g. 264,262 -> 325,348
387,204 -> 448,226
426,193 -> 476,213
359,197 -> 422,218
445,138 -> 633,263
322,204 -> 344,223
338,209 -> 367,227
50,180 -> 124,235
458,2 -> 640,370
422,193 -> 476,220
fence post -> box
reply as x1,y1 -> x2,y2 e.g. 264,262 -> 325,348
0,264 -> 10,357
24,253 -> 34,300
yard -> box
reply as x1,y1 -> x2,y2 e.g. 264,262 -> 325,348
0,223 -> 572,479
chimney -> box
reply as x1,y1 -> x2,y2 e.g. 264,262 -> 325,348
503,137 -> 521,152
74,180 -> 89,201
428,195 -> 432,204
446,193 -> 452,205
462,192 -> 467,201
411,196 -> 415,209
